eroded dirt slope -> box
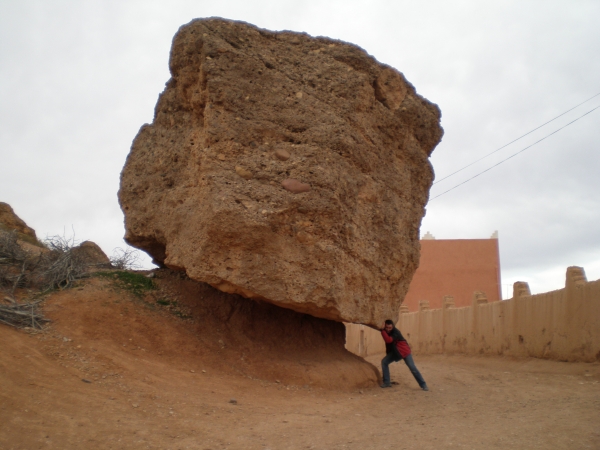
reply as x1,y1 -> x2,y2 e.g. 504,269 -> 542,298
1,273 -> 599,449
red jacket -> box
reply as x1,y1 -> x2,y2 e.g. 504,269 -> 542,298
381,328 -> 411,358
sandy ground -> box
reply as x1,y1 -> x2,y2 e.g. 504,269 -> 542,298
1,276 -> 599,450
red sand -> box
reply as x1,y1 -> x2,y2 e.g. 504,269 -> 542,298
1,273 -> 599,449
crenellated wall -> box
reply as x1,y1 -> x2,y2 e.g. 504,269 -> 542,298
346,267 -> 600,362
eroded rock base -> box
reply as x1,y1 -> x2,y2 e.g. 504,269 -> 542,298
157,270 -> 379,388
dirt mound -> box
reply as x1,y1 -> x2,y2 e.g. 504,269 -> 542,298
119,18 -> 444,326
2,313 -> 598,449
37,269 -> 377,389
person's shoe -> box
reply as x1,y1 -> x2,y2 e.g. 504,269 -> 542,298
422,385 -> 429,391
380,383 -> 392,388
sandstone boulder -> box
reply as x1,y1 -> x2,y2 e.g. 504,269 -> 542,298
72,241 -> 111,268
0,202 -> 38,243
119,18 -> 443,327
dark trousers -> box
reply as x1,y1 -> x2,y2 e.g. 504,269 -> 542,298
381,353 -> 427,388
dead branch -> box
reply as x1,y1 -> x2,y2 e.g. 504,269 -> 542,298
0,230 -> 27,264
0,301 -> 50,329
34,234 -> 88,291
110,247 -> 142,270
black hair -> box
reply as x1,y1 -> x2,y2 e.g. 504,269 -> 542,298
384,319 -> 394,326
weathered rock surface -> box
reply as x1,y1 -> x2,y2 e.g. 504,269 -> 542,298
0,202 -> 38,242
119,18 -> 443,327
72,241 -> 111,268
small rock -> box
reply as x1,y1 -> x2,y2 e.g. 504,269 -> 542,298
190,370 -> 195,373
240,200 -> 255,210
229,398 -> 237,404
281,179 -> 310,194
275,379 -> 280,384
235,166 -> 253,180
275,149 -> 291,161
132,403 -> 139,408
217,154 -> 226,161
146,272 -> 155,278
296,231 -> 310,243
296,91 -> 303,99
81,379 -> 92,384
202,370 -> 206,373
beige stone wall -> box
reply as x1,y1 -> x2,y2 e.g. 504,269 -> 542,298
344,323 -> 385,357
345,267 -> 600,362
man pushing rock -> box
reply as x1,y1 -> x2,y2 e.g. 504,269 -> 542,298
380,319 -> 428,391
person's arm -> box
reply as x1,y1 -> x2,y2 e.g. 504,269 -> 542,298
381,329 -> 393,343
391,329 -> 403,343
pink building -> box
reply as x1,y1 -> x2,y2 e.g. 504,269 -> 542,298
402,232 -> 502,311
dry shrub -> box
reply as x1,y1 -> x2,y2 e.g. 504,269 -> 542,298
110,247 -> 142,270
0,230 -> 146,329
0,230 -> 89,294
0,299 -> 49,329
0,229 -> 27,264
0,230 -> 49,328
0,230 -> 41,292
39,234 -> 89,290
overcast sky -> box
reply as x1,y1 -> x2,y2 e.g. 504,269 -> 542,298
1,0 -> 599,299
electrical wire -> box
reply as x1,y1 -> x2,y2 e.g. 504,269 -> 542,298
433,92 -> 600,185
429,104 -> 600,201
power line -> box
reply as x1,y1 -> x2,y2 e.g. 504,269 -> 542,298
429,105 -> 600,201
433,92 -> 600,185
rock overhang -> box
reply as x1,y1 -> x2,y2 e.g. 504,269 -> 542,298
119,17 -> 443,327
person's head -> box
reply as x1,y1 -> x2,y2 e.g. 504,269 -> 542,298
384,319 -> 394,332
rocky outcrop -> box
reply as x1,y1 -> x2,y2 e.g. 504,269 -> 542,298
72,241 -> 111,268
0,202 -> 38,243
119,18 -> 443,327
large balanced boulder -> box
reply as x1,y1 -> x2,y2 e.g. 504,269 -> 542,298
119,18 -> 443,327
